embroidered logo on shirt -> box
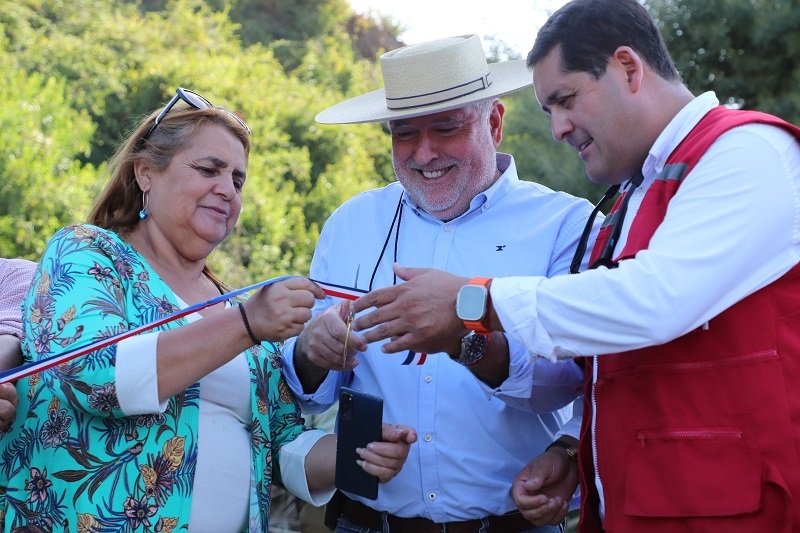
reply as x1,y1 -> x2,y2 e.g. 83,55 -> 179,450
496,245 -> 506,251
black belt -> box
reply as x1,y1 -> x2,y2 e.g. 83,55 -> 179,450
333,493 -> 535,533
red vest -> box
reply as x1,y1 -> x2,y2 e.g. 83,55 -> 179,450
579,107 -> 800,532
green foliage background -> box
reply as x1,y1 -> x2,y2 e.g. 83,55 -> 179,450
1,0 -> 798,288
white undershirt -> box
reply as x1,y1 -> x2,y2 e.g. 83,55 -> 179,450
188,335 -> 251,532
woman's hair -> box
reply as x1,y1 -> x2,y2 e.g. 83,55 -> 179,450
527,0 -> 680,82
89,101 -> 251,236
88,97 -> 250,291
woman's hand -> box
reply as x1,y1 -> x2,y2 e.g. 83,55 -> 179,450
245,277 -> 326,342
357,423 -> 418,483
306,423 -> 417,492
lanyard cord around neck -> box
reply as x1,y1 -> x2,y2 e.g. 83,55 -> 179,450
368,192 -> 404,290
569,183 -> 621,274
591,171 -> 645,269
569,172 -> 646,274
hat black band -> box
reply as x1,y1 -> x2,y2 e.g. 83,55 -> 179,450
385,73 -> 492,111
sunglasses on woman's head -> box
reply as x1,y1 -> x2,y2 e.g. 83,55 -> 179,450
142,87 -> 251,141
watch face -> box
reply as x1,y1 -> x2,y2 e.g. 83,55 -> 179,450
456,284 -> 488,321
455,333 -> 489,365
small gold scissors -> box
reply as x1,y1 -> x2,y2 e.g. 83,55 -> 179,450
343,265 -> 359,369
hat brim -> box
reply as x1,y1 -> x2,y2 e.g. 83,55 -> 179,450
315,59 -> 533,124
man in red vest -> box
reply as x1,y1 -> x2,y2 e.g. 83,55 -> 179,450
350,0 -> 800,531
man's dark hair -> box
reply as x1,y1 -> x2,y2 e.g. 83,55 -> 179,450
527,0 -> 680,81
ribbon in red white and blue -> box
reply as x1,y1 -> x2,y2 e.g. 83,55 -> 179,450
0,275 -> 366,385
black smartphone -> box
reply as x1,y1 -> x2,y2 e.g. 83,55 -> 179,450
335,387 -> 383,500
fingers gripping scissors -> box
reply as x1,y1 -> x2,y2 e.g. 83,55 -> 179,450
343,265 -> 359,368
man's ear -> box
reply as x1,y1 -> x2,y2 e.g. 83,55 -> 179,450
613,46 -> 645,94
490,100 -> 505,147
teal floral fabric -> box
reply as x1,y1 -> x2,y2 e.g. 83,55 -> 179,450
0,224 -> 308,532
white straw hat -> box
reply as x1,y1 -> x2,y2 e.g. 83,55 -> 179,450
315,34 -> 533,124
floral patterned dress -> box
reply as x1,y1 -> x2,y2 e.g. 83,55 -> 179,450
0,224 -> 309,533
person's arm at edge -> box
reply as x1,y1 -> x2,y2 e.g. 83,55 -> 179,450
0,258 -> 36,369
0,335 -> 21,429
0,335 -> 23,371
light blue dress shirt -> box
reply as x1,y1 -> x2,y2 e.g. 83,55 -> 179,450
282,153 -> 595,521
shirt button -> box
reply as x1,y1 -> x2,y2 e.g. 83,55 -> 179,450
444,225 -> 451,232
484,202 -> 491,209
425,375 -> 432,383
428,493 -> 436,501
424,434 -> 432,442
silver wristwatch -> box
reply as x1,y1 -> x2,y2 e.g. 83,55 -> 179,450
450,331 -> 489,366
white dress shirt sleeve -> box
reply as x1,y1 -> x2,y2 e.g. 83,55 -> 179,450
493,123 -> 800,360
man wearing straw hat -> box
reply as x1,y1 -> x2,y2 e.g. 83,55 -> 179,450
281,34 -> 597,532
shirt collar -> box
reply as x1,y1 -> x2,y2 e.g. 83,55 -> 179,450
643,91 -> 720,180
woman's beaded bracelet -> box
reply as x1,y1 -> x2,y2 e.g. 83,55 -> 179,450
238,302 -> 260,346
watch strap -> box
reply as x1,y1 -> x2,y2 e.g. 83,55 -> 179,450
546,439 -> 578,462
462,277 -> 493,335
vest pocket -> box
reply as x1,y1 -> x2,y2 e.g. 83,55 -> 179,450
623,426 -> 760,517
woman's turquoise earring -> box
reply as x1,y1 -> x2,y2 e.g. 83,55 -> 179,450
139,191 -> 149,219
